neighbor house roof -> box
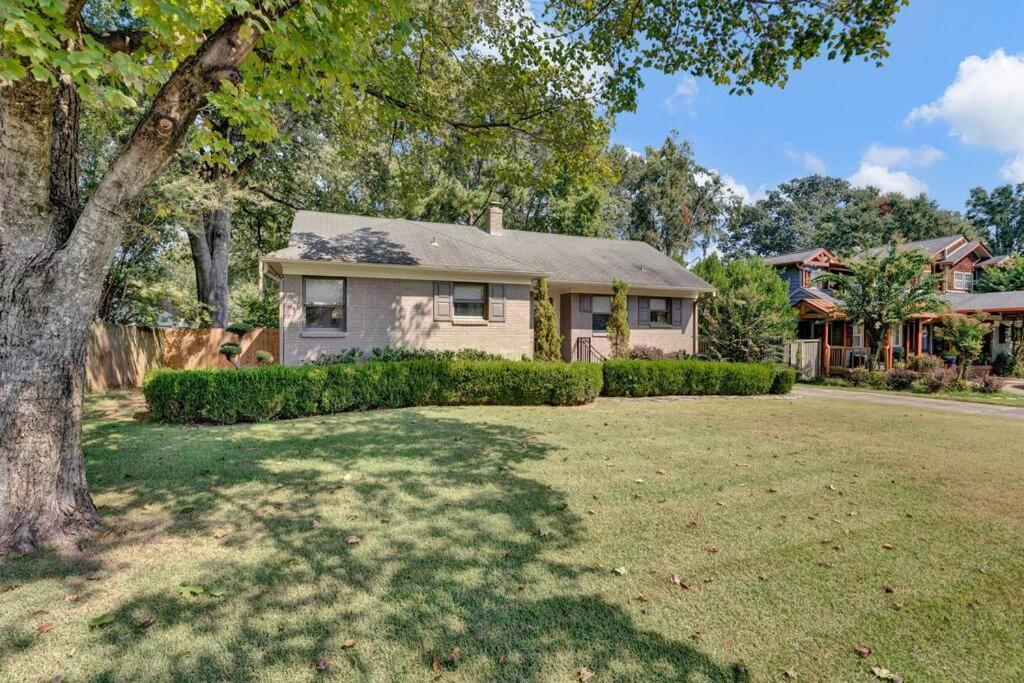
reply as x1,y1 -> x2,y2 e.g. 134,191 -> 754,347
945,291 -> 1024,313
977,255 -> 1014,268
864,235 -> 965,259
263,211 -> 713,291
762,248 -> 829,267
938,240 -> 992,265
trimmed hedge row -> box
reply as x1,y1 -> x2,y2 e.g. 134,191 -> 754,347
602,358 -> 793,398
143,360 -> 603,424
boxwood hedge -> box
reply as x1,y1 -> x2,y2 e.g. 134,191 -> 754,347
143,360 -> 603,424
602,358 -> 792,397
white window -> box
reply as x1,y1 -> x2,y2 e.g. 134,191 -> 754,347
892,324 -> 903,348
851,323 -> 864,347
592,296 -> 611,332
304,277 -> 346,330
649,297 -> 669,325
453,283 -> 487,319
952,271 -> 975,291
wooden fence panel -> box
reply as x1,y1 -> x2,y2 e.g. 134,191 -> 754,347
86,323 -> 279,392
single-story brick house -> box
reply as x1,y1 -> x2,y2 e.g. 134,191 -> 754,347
260,206 -> 712,364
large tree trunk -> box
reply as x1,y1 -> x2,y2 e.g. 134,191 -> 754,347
0,11 -> 269,555
188,206 -> 232,327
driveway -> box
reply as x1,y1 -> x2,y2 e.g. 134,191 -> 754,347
793,385 -> 1024,421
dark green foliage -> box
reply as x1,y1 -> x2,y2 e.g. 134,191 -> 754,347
977,259 -> 1024,292
226,323 -> 254,337
608,279 -> 630,358
144,361 -> 603,424
992,351 -> 1020,377
254,350 -> 274,364
218,343 -> 241,356
966,184 -> 1024,256
601,359 -> 782,397
533,278 -> 562,361
769,366 -> 796,395
692,254 -> 796,362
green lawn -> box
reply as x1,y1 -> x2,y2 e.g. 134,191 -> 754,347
3,392 -> 1024,681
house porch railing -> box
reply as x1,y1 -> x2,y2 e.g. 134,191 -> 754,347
825,345 -> 872,374
572,337 -> 608,363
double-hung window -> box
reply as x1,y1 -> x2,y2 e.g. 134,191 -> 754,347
304,277 -> 346,330
851,323 -> 864,348
648,297 -> 670,325
592,296 -> 611,332
953,271 -> 975,292
453,283 -> 487,319
892,323 -> 903,348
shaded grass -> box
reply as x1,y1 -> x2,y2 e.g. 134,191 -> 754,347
2,391 -> 1023,681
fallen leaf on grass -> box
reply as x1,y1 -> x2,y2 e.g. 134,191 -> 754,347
706,546 -> 719,554
37,622 -> 53,634
536,528 -> 550,537
180,584 -> 205,597
881,543 -> 895,550
341,638 -> 357,649
88,613 -> 116,629
855,644 -> 873,657
613,567 -> 627,575
63,594 -> 79,602
578,666 -> 594,681
871,666 -> 903,682
139,617 -> 157,629
211,528 -> 230,540
783,669 -> 798,680
208,587 -> 226,597
345,535 -> 361,545
316,657 -> 331,673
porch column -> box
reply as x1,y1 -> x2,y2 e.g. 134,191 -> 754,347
885,327 -> 894,369
916,321 -> 923,356
822,320 -> 831,377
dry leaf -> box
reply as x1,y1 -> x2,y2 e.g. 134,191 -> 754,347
37,622 -> 53,634
706,546 -> 719,554
63,593 -> 79,602
855,644 -> 873,657
447,647 -> 460,664
613,566 -> 627,575
578,666 -> 594,681
432,658 -> 442,674
345,535 -> 361,545
341,638 -> 357,649
882,543 -> 895,550
316,657 -> 331,673
536,528 -> 550,537
784,669 -> 798,680
871,666 -> 903,682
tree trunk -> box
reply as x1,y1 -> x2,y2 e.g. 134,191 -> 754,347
188,206 -> 232,327
1,9 -> 272,555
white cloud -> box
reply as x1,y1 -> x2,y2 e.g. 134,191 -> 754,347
785,147 -> 828,174
694,169 -> 766,205
663,76 -> 699,114
906,49 -> 1024,181
848,143 -> 941,196
862,143 -> 944,169
849,163 -> 928,196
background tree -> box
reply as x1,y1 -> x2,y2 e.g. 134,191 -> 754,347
816,248 -> 946,369
936,314 -> 991,381
611,135 -> 734,259
966,184 -> 1024,256
692,255 -> 797,362
0,0 -> 908,554
607,279 -> 630,358
533,278 -> 561,361
977,259 -> 1024,293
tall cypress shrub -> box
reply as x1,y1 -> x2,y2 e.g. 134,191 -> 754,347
608,279 -> 630,358
534,278 -> 563,361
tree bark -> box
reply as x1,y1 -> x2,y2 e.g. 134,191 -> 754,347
188,206 -> 232,327
1,9 -> 278,555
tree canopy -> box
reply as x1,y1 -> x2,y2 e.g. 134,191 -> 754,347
966,184 -> 1024,256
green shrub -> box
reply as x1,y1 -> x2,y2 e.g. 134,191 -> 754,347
144,360 -> 602,424
847,367 -> 885,388
769,365 -> 796,395
601,359 -> 778,397
884,366 -> 918,390
972,375 -> 1005,394
992,351 -> 1020,377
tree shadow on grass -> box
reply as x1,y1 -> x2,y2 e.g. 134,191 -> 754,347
1,396 -> 746,681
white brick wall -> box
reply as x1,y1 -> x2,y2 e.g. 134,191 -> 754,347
280,275 -> 533,364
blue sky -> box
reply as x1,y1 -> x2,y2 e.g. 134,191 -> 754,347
610,0 -> 1024,210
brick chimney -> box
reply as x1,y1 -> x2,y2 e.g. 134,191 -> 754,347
485,201 -> 503,236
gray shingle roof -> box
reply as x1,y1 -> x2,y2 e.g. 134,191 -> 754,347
264,211 -> 713,291
790,286 -> 842,307
939,240 -> 990,264
978,255 -> 1013,267
762,248 -> 826,266
945,291 -> 1024,312
864,235 -> 964,258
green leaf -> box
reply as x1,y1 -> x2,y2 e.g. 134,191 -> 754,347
180,584 -> 205,597
88,612 -> 117,629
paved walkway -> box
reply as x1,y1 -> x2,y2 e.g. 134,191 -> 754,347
793,385 -> 1024,421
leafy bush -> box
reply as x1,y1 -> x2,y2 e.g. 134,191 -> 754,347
601,359 -> 781,397
848,367 -> 885,388
226,322 -> 254,337
769,365 -> 796,395
972,375 -> 1005,394
992,351 -> 1020,377
909,354 -> 944,373
916,367 -> 955,393
254,350 -> 274,364
884,366 -> 919,390
309,348 -> 365,365
144,360 -> 602,424
947,378 -> 972,393
628,344 -> 682,360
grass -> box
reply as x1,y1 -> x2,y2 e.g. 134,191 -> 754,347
2,392 -> 1024,681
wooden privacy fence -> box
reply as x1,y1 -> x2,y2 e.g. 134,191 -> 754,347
86,323 -> 279,392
